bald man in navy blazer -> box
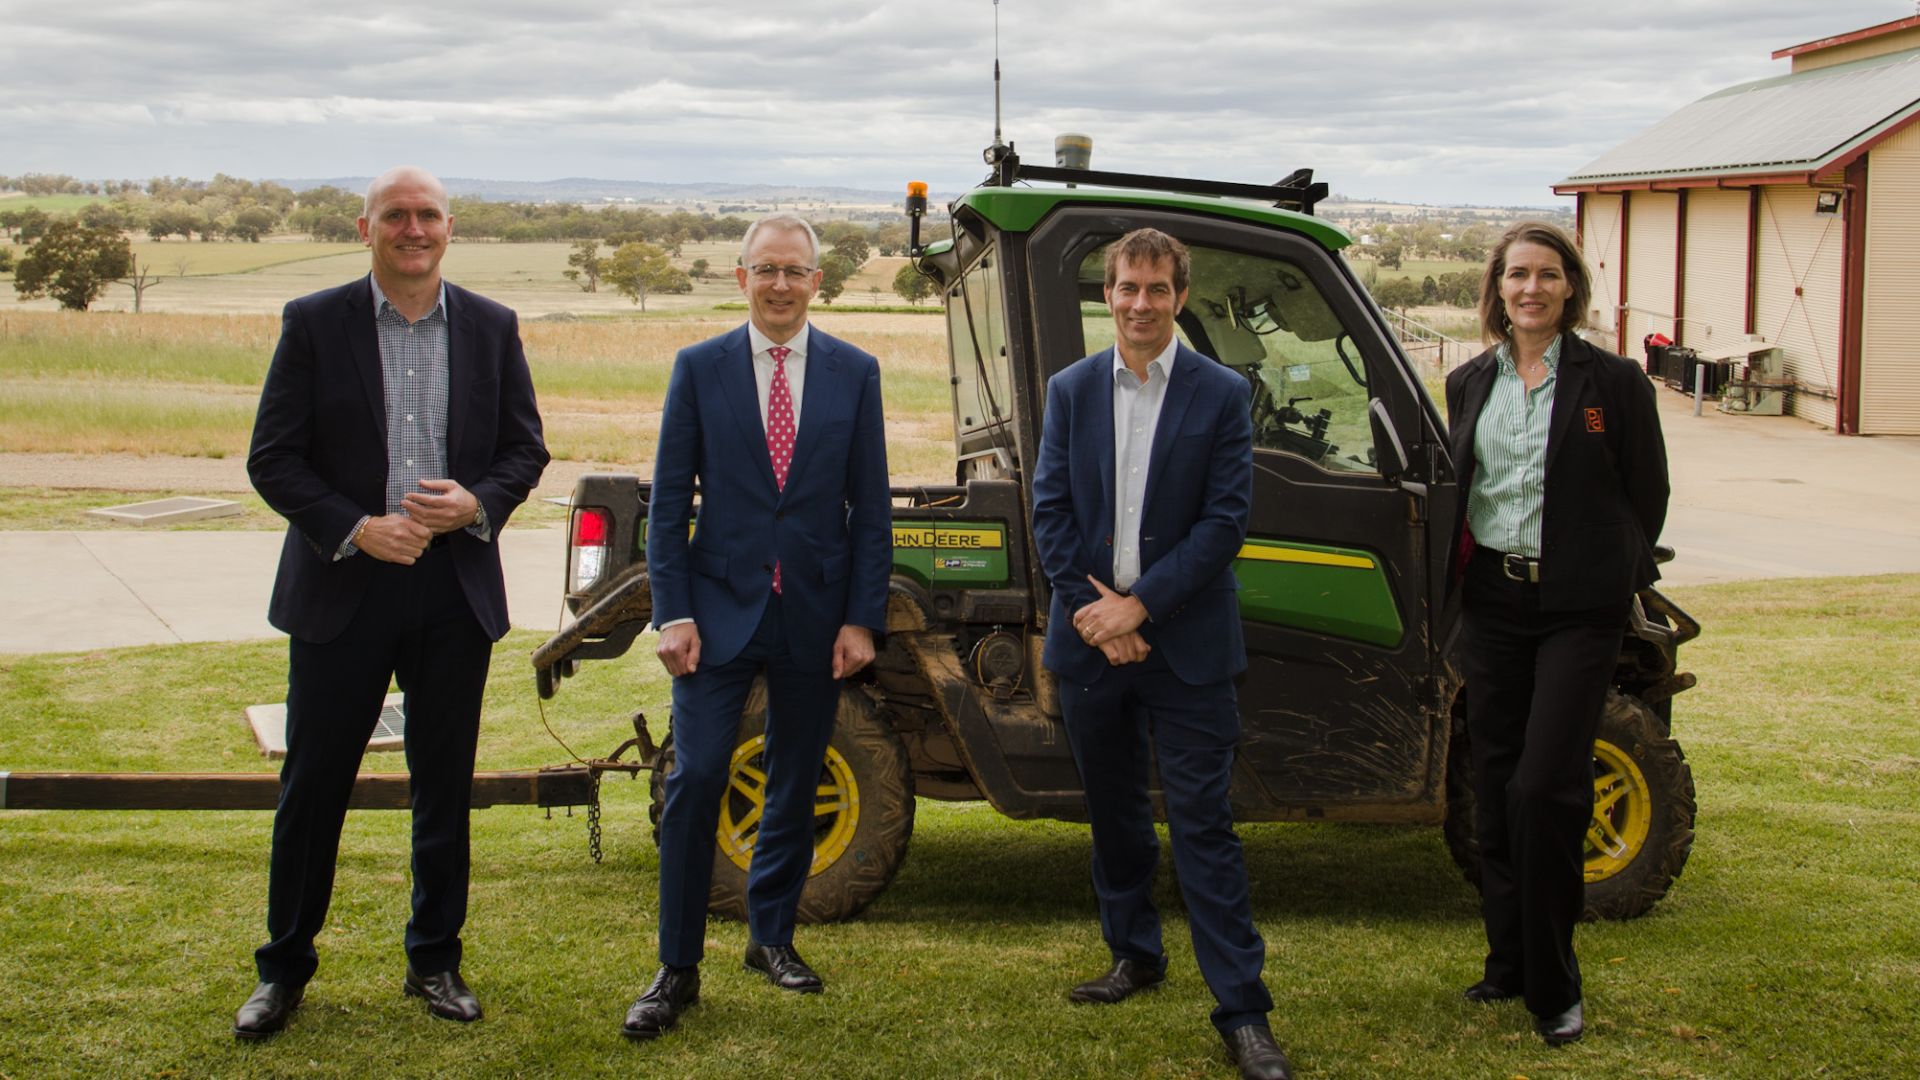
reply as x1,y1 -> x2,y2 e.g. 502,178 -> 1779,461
236,166 -> 547,1039
621,214 -> 891,1041
1032,230 -> 1291,1080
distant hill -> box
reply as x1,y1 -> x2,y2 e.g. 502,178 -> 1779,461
269,176 -> 927,206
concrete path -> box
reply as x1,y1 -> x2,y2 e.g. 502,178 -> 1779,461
1,387 -> 1915,654
0,528 -> 569,654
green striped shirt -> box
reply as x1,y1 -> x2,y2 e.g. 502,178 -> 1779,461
1467,335 -> 1563,559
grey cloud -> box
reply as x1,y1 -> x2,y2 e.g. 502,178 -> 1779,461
0,0 -> 1902,205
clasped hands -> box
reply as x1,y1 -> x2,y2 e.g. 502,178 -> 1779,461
1072,575 -> 1150,666
355,479 -> 479,565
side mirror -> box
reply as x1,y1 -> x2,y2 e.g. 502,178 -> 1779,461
1368,398 -> 1408,484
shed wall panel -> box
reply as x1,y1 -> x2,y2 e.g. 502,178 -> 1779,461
1754,186 -> 1844,428
1582,195 -> 1625,346
1862,121 -> 1920,434
1625,192 -> 1679,362
1680,190 -> 1751,354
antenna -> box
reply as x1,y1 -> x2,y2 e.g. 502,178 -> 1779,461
992,0 -> 1003,148
984,0 -> 1014,170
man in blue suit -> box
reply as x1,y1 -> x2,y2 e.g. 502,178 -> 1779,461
237,166 -> 548,1038
1031,229 -> 1290,1080
622,214 -> 892,1040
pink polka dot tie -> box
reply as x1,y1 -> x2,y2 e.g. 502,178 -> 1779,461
767,345 -> 795,594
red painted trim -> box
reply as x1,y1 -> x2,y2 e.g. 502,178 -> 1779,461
1555,170 -> 1834,195
1618,191 -> 1632,354
1839,157 -> 1868,435
1826,110 -> 1920,172
1773,15 -> 1920,60
1674,190 -> 1689,346
1745,188 -> 1761,336
1575,192 -> 1585,250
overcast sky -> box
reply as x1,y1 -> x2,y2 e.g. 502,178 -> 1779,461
1,1 -> 1909,207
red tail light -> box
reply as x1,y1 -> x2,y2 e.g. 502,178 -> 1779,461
569,507 -> 610,592
572,507 -> 609,547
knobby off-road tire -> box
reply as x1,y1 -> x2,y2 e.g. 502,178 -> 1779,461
1443,690 -> 1696,920
649,681 -> 916,924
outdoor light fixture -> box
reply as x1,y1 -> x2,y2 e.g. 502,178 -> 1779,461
1814,190 -> 1842,215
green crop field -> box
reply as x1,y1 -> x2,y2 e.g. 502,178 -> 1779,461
0,193 -> 102,215
1,575 -> 1916,1078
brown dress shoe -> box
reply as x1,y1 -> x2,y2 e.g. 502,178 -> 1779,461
233,981 -> 303,1040
1068,957 -> 1166,1004
404,968 -> 483,1022
744,942 -> 824,993
1534,1000 -> 1584,1046
1222,1023 -> 1294,1080
623,965 -> 700,1040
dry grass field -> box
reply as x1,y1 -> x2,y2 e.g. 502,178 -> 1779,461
0,305 -> 959,484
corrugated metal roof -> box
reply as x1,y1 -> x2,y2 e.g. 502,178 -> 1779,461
1560,48 -> 1920,184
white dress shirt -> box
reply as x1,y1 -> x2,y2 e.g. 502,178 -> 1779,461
748,321 -> 810,432
1111,336 -> 1177,590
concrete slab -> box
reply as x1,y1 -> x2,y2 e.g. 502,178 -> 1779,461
245,693 -> 406,758
86,496 -> 243,526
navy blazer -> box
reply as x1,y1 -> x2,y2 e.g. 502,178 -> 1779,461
646,324 -> 892,672
247,277 -> 549,644
1032,343 -> 1254,686
1444,332 -> 1669,611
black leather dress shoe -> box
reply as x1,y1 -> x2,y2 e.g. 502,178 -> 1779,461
623,965 -> 700,1040
1222,1024 -> 1294,1080
1534,1000 -> 1584,1046
404,968 -> 483,1023
744,942 -> 824,993
1068,957 -> 1166,1004
1463,979 -> 1521,1003
233,981 -> 303,1040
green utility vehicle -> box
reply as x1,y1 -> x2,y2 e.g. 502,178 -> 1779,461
533,143 -> 1699,925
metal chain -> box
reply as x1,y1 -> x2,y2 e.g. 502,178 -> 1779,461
586,769 -> 604,864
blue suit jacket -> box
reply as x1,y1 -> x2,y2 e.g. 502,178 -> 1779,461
247,276 -> 549,644
1031,343 -> 1254,687
646,324 -> 892,671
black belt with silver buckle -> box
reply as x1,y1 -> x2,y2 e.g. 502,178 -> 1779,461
1500,551 -> 1541,584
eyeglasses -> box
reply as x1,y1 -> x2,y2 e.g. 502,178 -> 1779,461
747,263 -> 818,283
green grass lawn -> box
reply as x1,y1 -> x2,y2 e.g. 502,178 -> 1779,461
2,575 -> 1916,1077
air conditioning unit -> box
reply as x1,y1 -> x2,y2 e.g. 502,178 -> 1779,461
1709,339 -> 1789,416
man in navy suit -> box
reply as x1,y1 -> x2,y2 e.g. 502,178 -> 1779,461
622,214 -> 892,1040
236,166 -> 548,1038
1031,229 -> 1290,1080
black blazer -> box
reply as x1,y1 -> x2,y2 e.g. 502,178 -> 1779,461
247,276 -> 549,644
1444,332 -> 1669,611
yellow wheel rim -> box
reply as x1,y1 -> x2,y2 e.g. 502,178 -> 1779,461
716,734 -> 861,876
1585,737 -> 1652,883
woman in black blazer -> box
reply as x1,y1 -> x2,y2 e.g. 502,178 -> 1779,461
1443,222 -> 1669,1047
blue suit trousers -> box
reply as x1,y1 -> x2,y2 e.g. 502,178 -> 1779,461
1060,652 -> 1273,1036
655,597 -> 840,967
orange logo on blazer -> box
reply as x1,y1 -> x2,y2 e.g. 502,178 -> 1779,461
1585,408 -> 1605,433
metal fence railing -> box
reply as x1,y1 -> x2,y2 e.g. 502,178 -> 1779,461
1383,310 -> 1479,377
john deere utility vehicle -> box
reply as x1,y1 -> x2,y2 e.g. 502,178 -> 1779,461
532,140 -> 1699,926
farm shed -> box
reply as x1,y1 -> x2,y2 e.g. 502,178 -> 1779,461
1555,15 -> 1920,434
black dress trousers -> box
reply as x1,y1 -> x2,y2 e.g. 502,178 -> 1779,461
1460,547 -> 1627,1018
